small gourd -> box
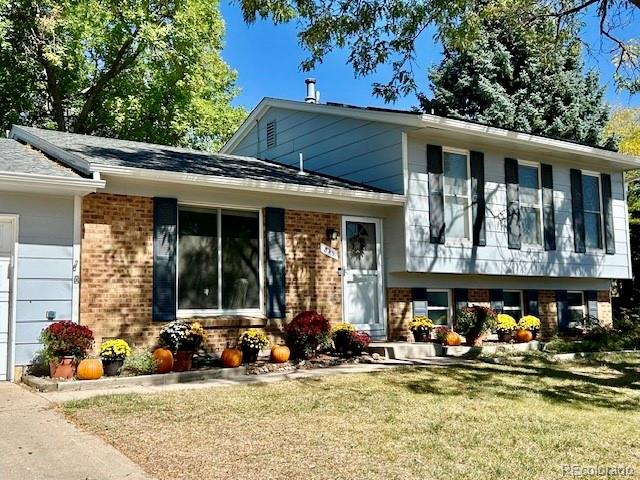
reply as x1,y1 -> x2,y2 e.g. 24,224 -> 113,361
270,345 -> 290,363
76,358 -> 103,380
153,348 -> 174,374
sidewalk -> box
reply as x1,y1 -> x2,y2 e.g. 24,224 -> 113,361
0,383 -> 153,480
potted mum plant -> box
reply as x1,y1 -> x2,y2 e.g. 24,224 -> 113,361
284,311 -> 332,360
457,306 -> 497,346
238,329 -> 270,363
433,326 -> 462,346
518,315 -> 541,339
409,316 -> 434,342
39,321 -> 94,379
331,323 -> 356,355
99,339 -> 132,376
158,320 -> 207,372
350,331 -> 371,355
495,314 -> 517,343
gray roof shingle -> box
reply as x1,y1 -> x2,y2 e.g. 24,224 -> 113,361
15,126 -> 389,193
0,138 -> 82,178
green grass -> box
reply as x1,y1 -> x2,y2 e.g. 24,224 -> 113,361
61,355 -> 640,480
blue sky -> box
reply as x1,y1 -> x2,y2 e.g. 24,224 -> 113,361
220,2 -> 639,112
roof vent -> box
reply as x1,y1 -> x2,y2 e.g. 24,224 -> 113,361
266,120 -> 276,148
305,78 -> 320,104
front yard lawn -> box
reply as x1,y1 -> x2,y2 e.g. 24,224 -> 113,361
62,355 -> 640,480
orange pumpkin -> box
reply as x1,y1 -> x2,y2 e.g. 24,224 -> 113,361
153,348 -> 174,374
220,348 -> 243,368
76,358 -> 103,380
444,331 -> 462,346
270,345 -> 290,363
515,329 -> 533,343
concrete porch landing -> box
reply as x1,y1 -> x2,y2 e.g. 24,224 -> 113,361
367,341 -> 541,359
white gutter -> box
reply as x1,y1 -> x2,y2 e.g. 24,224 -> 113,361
9,125 -> 92,175
93,164 -> 405,205
0,170 -> 105,195
221,98 -> 640,169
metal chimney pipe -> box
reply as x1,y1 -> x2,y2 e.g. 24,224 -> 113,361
305,78 -> 317,103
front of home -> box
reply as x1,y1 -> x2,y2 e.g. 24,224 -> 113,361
0,87 -> 638,380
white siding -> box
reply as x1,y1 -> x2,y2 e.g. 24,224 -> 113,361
404,136 -> 631,279
231,107 -> 405,193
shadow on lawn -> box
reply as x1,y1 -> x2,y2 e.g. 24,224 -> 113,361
385,357 -> 640,411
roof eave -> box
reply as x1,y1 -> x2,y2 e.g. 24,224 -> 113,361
93,164 -> 405,205
0,170 -> 105,195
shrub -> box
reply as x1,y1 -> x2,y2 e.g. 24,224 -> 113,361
350,331 -> 371,354
456,306 -> 496,336
39,321 -> 94,361
159,320 -> 207,351
284,311 -> 331,359
238,329 -> 270,350
496,314 -> 517,333
99,339 -> 132,361
518,315 -> 541,332
121,349 -> 156,376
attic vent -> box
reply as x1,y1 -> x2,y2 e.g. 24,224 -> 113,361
266,120 -> 277,148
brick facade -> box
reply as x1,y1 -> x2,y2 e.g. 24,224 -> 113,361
284,210 -> 343,322
468,289 -> 490,307
387,288 -> 412,340
80,196 -> 342,353
538,290 -> 558,339
597,291 -> 613,327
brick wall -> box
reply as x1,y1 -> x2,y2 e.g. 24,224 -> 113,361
284,210 -> 342,322
538,290 -> 557,339
597,290 -> 613,327
468,289 -> 490,307
387,288 -> 412,340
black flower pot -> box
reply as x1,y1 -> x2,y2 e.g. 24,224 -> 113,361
102,359 -> 124,376
497,331 -> 513,343
242,347 -> 259,364
412,330 -> 429,342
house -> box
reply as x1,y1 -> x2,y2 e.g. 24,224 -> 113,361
1,81 -> 638,379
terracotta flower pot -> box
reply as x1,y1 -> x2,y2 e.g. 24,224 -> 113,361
49,356 -> 77,380
102,359 -> 124,376
465,330 -> 486,346
173,351 -> 193,372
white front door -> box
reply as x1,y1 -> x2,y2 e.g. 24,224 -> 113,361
342,217 -> 385,339
0,218 -> 15,381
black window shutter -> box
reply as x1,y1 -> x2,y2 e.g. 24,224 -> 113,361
490,289 -> 504,313
556,290 -> 569,331
153,197 -> 177,322
523,290 -> 539,317
454,288 -> 468,312
570,169 -> 586,253
470,151 -> 486,246
601,174 -> 615,255
505,158 -> 520,250
411,288 -> 428,317
265,207 -> 286,318
541,164 -> 556,251
586,290 -> 598,320
427,145 -> 445,244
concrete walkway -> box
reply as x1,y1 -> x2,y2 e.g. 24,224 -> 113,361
0,382 -> 153,480
37,357 -> 475,403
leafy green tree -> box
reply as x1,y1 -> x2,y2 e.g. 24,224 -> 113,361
0,0 -> 246,150
236,0 -> 640,101
424,14 -> 613,147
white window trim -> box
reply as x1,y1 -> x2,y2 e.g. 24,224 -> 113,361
567,290 -> 586,323
443,148 -> 472,245
176,203 -> 264,317
581,170 -> 605,251
503,290 -> 523,318
517,160 -> 543,249
425,289 -> 453,328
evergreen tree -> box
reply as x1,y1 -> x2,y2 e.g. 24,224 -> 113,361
425,14 -> 613,147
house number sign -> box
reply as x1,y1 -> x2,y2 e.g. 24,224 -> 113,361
320,243 -> 338,260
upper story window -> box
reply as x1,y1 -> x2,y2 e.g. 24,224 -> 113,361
178,206 -> 261,314
582,173 -> 603,249
443,150 -> 471,241
518,162 -> 542,246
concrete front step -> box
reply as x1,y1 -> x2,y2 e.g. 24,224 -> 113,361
366,341 -> 541,359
